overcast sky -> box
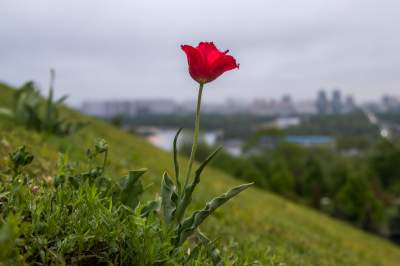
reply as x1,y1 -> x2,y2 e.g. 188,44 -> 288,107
1,0 -> 399,105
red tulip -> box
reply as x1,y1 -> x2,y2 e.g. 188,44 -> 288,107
181,42 -> 239,84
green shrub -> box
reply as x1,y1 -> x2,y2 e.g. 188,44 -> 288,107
267,158 -> 295,197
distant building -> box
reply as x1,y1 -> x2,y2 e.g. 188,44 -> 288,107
331,89 -> 343,114
315,89 -> 356,115
316,89 -> 329,114
249,94 -> 296,116
282,94 -> 291,104
81,99 -> 178,118
382,95 -> 400,112
81,89 -> 360,118
279,94 -> 296,115
294,100 -> 317,114
363,95 -> 400,113
249,134 -> 335,155
259,117 -> 301,129
285,135 -> 334,147
202,98 -> 248,114
249,99 -> 273,115
343,95 -> 356,113
222,139 -> 243,157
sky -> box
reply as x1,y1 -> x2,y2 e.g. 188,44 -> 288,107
1,0 -> 399,105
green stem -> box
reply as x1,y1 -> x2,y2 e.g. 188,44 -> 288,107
102,150 -> 108,175
183,83 -> 204,189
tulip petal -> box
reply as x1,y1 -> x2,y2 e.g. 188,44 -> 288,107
181,42 -> 239,84
197,42 -> 222,66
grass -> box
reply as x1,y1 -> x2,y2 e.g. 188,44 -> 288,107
1,82 -> 400,265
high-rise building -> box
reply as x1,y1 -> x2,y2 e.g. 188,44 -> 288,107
282,94 -> 292,105
279,94 -> 296,115
316,89 -> 329,114
382,95 -> 400,112
331,89 -> 343,114
81,99 -> 178,117
343,95 -> 356,113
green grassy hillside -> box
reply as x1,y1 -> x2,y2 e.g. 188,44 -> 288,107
1,83 -> 400,265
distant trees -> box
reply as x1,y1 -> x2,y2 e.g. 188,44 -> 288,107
370,139 -> 400,194
181,136 -> 400,243
285,112 -> 380,138
171,109 -> 400,242
119,111 -> 382,140
334,173 -> 385,232
302,158 -> 324,208
268,157 -> 295,197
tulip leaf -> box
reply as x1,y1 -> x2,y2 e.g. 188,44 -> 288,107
173,128 -> 183,194
24,105 -> 43,130
141,200 -> 161,218
120,168 -> 146,209
184,231 -> 214,264
161,172 -> 179,224
56,95 -> 69,105
175,146 -> 222,222
5,71 -> 86,136
196,230 -> 223,266
174,182 -> 253,246
44,87 -> 55,130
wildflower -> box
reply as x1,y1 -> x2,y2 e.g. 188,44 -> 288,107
173,41 -> 249,227
31,185 -> 40,194
181,42 -> 239,84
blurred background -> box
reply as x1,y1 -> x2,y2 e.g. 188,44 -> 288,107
1,0 -> 399,104
2,0 -> 400,244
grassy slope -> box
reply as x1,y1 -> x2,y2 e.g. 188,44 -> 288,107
1,83 -> 400,265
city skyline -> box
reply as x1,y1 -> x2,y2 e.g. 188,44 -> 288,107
79,88 -> 397,105
81,88 -> 400,117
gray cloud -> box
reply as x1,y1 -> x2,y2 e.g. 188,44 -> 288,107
0,0 -> 399,104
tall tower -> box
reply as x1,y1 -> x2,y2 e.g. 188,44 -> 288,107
316,89 -> 329,114
331,89 -> 343,114
344,95 -> 355,113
